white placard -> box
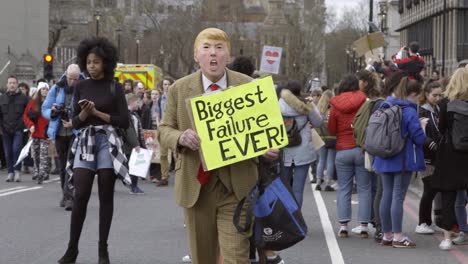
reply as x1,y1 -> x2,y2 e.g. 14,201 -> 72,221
259,45 -> 282,74
128,148 -> 153,178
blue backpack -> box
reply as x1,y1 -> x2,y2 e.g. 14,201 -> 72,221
233,157 -> 308,251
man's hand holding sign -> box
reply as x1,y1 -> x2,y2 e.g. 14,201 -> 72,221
188,76 -> 287,170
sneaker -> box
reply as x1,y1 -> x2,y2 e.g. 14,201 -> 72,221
32,174 -> 38,181
266,254 -> 285,264
381,237 -> 393,246
155,178 -> 168,186
14,171 -> 21,182
315,184 -> 322,191
324,185 -> 335,191
132,186 -> 145,194
392,236 -> 416,248
5,173 -> 13,182
64,199 -> 73,211
182,254 -> 191,263
338,226 -> 348,238
360,226 -> 369,238
439,239 -> 452,250
452,232 -> 467,245
351,224 -> 372,235
415,223 -> 435,234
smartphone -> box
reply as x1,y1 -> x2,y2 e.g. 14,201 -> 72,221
78,99 -> 89,106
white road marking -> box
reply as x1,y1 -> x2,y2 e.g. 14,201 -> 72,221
43,177 -> 60,184
311,183 -> 345,264
0,186 -> 28,194
0,186 -> 42,197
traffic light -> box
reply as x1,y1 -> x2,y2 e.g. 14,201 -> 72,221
43,53 -> 54,81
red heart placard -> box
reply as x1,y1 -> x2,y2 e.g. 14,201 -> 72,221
265,51 -> 279,65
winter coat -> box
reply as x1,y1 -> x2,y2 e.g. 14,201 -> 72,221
140,102 -> 154,130
328,90 -> 367,150
432,98 -> 468,191
279,89 -> 323,166
0,91 -> 29,134
372,96 -> 426,173
41,73 -> 84,140
419,103 -> 441,165
23,100 -> 49,139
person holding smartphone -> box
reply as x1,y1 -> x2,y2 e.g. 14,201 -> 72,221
58,37 -> 129,264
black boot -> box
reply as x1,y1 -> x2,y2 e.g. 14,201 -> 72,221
99,241 -> 110,264
57,246 -> 78,264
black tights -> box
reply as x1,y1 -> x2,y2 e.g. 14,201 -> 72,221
68,168 -> 116,249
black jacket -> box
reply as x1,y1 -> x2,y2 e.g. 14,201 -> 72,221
0,91 -> 29,134
419,103 -> 441,165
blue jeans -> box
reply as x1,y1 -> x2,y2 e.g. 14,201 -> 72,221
380,172 -> 412,233
335,148 -> 372,223
2,131 -> 24,173
282,163 -> 310,208
455,190 -> 467,233
317,147 -> 336,181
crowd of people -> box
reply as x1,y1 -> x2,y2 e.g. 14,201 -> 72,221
0,28 -> 466,264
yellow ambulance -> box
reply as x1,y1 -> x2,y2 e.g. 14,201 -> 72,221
114,64 -> 163,90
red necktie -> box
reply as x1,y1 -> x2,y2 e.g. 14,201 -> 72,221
209,83 -> 220,91
197,83 -> 220,185
197,165 -> 210,185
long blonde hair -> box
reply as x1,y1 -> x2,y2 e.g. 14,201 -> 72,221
317,90 -> 333,115
444,68 -> 468,101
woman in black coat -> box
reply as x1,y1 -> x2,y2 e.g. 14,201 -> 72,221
432,68 -> 468,250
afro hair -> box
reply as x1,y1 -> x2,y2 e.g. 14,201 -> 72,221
76,37 -> 118,80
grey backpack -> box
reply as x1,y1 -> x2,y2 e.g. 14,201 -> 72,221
364,101 -> 407,158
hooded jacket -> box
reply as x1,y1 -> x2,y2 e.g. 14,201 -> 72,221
279,89 -> 322,166
41,73 -> 84,140
373,96 -> 426,173
0,91 -> 29,134
23,99 -> 49,139
328,90 -> 367,150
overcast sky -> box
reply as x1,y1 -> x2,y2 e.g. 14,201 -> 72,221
325,0 -> 361,18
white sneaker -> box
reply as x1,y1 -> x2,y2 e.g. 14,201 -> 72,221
5,173 -> 13,182
351,225 -> 362,234
452,232 -> 467,245
351,224 -> 373,234
14,171 -> 21,182
415,223 -> 435,234
182,254 -> 191,263
439,239 -> 452,250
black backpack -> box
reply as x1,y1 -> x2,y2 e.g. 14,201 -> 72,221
447,100 -> 468,152
283,116 -> 307,147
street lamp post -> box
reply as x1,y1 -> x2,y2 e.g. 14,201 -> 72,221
369,0 -> 374,33
116,27 -> 122,62
136,39 -> 140,64
94,11 -> 101,37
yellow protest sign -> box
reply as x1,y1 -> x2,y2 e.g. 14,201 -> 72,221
189,76 -> 288,171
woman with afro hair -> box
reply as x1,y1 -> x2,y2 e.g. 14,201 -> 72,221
58,37 -> 129,264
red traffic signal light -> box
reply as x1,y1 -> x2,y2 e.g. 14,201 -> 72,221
44,54 -> 53,63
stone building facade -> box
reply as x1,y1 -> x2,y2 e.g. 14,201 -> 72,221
0,0 -> 49,88
397,0 -> 468,76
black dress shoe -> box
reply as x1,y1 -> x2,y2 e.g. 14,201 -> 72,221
57,247 -> 78,264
